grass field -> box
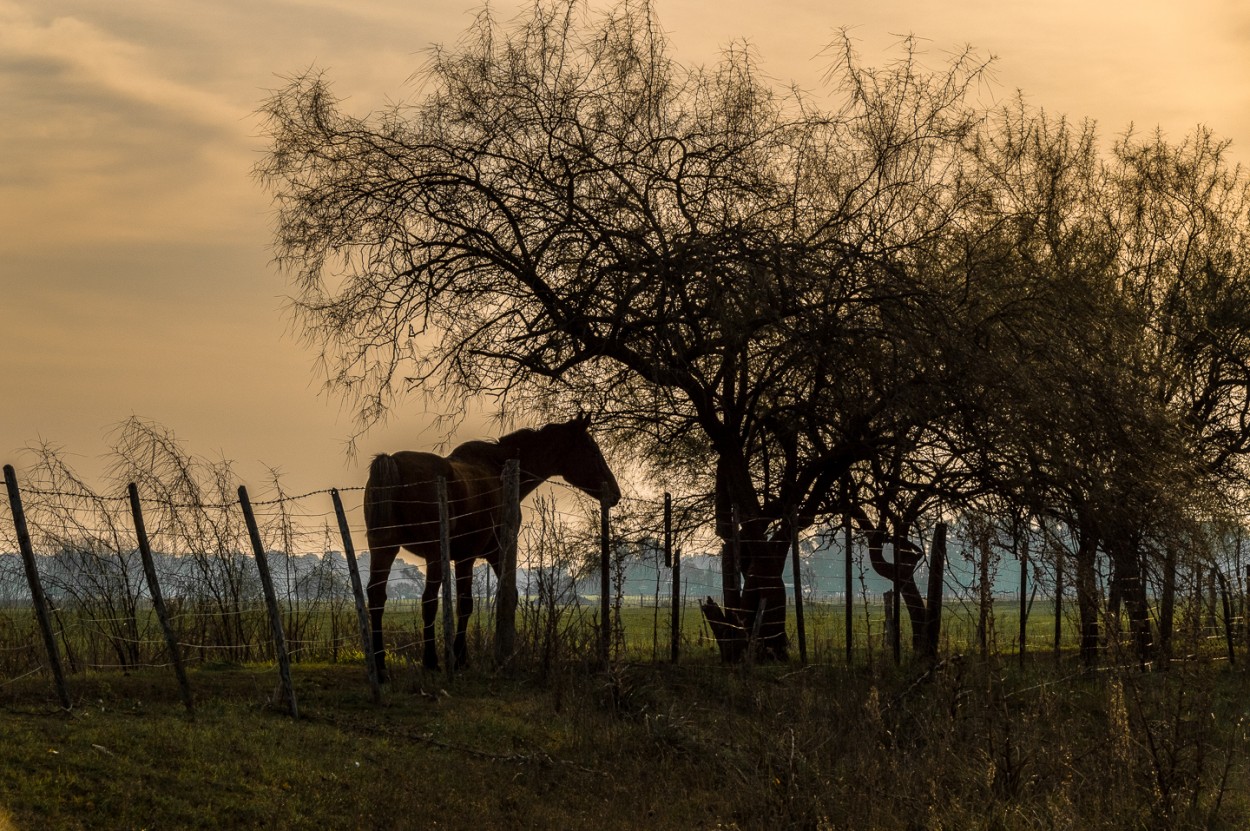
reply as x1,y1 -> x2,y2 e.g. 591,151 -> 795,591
1,594 -> 1247,830
1,647 -> 1248,830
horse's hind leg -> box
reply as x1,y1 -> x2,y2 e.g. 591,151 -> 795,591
421,558 -> 443,670
365,544 -> 399,683
453,558 -> 476,669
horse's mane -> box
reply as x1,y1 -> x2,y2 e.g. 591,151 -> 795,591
448,427 -> 541,466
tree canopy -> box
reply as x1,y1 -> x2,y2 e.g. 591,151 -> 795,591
259,0 -> 1250,662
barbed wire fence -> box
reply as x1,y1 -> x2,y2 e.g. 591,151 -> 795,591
3,454 -> 1248,716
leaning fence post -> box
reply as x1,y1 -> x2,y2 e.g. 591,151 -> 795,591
238,485 -> 298,719
495,459 -> 520,668
330,488 -> 381,703
128,483 -> 193,714
436,476 -> 455,678
3,464 -> 71,710
790,511 -> 807,665
599,482 -> 613,666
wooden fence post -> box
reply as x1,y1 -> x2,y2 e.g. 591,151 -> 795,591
746,597 -> 767,667
599,482 -> 612,666
883,589 -> 897,661
128,483 -> 193,714
3,464 -> 71,710
844,511 -> 854,666
666,493 -> 680,664
978,530 -> 992,659
890,535 -> 902,666
1018,526 -> 1029,667
726,504 -> 742,613
436,477 -> 455,678
1054,549 -> 1064,659
790,511 -> 807,665
1207,568 -> 1219,632
495,459 -> 520,669
238,486 -> 298,719
1217,570 -> 1236,666
330,488 -> 381,703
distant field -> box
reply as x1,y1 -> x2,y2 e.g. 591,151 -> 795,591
0,593 -> 1242,686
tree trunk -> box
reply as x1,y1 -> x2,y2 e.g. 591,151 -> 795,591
921,522 -> 947,661
1075,530 -> 1101,666
1110,537 -> 1153,665
1158,546 -> 1177,662
702,514 -> 791,662
867,527 -> 928,656
742,536 -> 790,661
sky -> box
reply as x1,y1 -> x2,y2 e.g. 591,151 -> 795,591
2,0 -> 1249,500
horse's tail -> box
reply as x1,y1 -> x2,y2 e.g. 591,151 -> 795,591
365,453 -> 402,535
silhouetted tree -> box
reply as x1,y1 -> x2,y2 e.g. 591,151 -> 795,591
259,1 -> 1250,665
258,1 -> 1012,658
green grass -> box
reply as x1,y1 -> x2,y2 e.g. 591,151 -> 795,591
1,653 -> 1247,830
1,593 -> 1246,829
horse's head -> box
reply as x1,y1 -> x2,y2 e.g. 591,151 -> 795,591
550,412 -> 621,507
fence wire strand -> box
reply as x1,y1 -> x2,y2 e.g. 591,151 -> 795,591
0,466 -> 1247,688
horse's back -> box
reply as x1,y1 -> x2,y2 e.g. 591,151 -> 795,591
364,450 -> 503,557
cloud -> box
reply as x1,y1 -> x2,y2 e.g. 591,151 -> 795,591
0,1 -> 260,249
0,2 -> 242,126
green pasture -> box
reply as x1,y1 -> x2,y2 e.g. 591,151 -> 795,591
1,654 -> 1248,830
0,591 -> 1247,829
0,592 -> 1244,687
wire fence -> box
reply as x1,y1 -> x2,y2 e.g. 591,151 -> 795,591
3,460 -> 1248,712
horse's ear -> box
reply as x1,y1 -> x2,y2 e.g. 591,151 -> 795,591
575,410 -> 591,428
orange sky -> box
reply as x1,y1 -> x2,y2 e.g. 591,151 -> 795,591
2,0 -> 1249,498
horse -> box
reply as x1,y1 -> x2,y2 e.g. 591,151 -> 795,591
363,414 -> 621,676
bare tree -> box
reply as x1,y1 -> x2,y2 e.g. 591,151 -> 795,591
258,1 -> 1010,658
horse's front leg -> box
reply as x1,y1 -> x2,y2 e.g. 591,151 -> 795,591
421,558 -> 443,671
453,557 -> 477,669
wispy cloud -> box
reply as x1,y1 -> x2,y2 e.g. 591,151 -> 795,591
0,1 -> 240,127
0,1 -> 258,249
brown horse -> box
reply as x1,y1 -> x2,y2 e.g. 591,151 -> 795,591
364,414 -> 620,675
